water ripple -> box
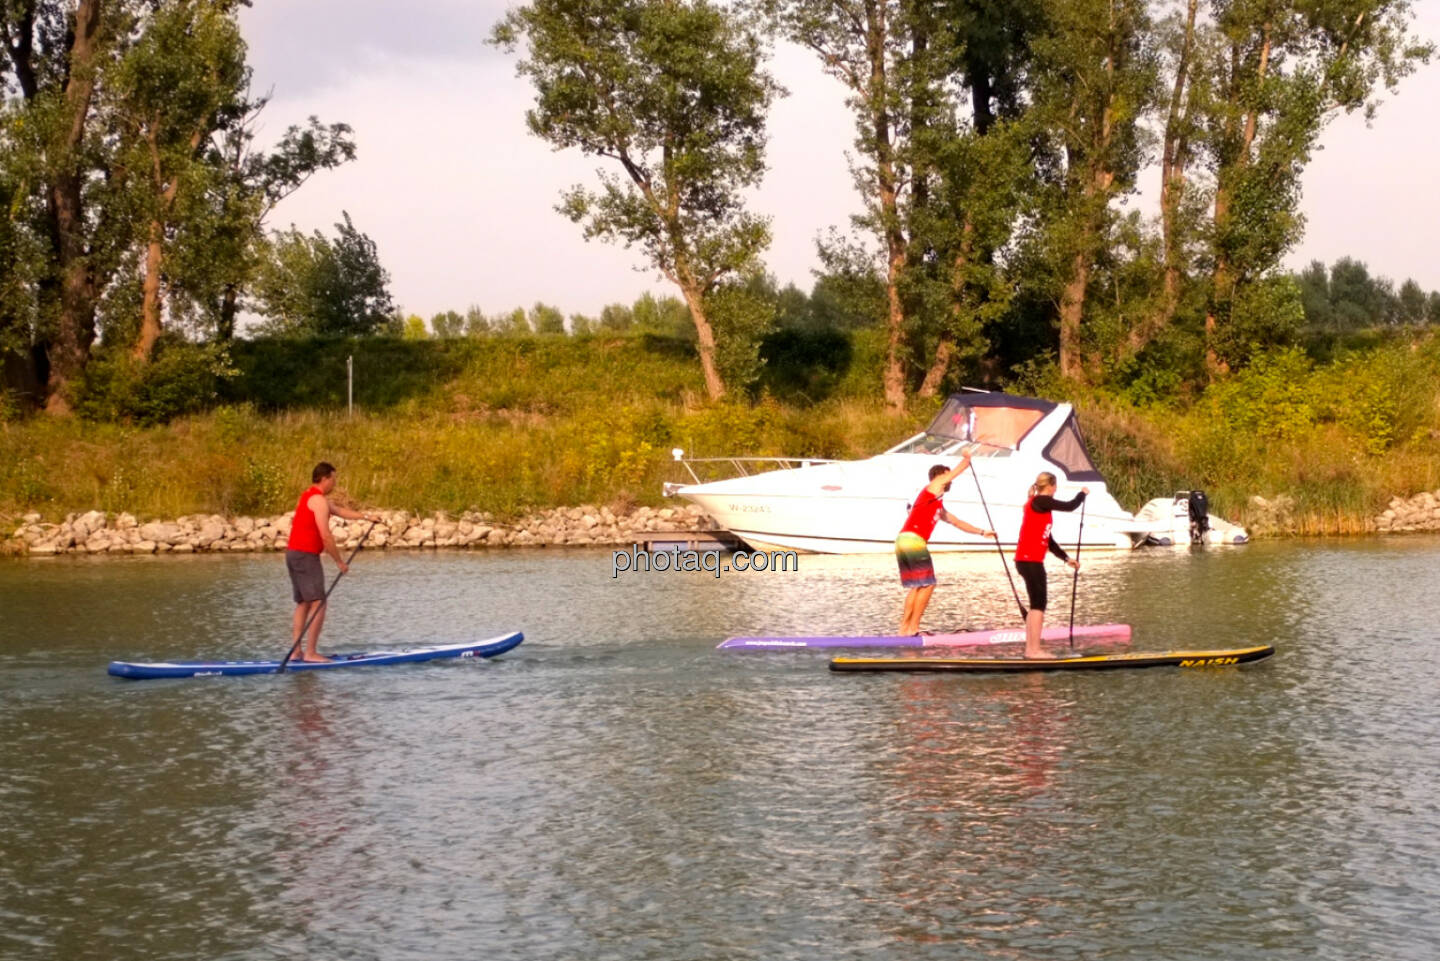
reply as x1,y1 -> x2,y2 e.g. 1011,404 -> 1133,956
2,541 -> 1439,959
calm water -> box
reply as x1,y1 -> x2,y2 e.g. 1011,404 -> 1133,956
1,538 -> 1437,960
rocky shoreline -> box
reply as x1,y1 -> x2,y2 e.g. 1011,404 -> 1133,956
5,504 -> 719,556
1373,490 -> 1440,533
5,490 -> 1439,556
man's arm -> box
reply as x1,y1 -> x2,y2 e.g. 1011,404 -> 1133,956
310,494 -> 347,573
925,452 -> 973,495
330,502 -> 383,522
941,510 -> 996,539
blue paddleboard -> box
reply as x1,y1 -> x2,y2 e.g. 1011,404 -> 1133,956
108,631 -> 524,680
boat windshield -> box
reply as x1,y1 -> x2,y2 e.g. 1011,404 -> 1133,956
888,435 -> 1012,457
919,396 -> 1049,451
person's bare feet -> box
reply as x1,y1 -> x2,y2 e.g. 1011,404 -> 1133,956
295,653 -> 332,663
1024,649 -> 1058,660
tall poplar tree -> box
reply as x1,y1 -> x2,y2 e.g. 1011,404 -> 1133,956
111,0 -> 248,360
1031,0 -> 1158,382
1199,0 -> 1431,375
494,0 -> 780,400
763,0 -> 949,410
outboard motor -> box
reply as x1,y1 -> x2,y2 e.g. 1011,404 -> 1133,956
1187,490 -> 1210,544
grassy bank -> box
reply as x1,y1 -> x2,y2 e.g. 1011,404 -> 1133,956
4,332 -> 1440,535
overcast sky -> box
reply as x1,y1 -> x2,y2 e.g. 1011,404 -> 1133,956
237,1 -> 1440,321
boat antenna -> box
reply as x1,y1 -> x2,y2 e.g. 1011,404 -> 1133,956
970,463 -> 1027,622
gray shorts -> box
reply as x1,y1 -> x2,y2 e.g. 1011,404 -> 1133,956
286,550 -> 326,604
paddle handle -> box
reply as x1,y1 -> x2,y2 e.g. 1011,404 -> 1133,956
1069,496 -> 1086,649
278,518 -> 380,673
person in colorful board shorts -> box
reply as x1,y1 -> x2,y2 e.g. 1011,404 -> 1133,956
1013,471 -> 1088,659
896,456 -> 996,636
286,462 -> 383,663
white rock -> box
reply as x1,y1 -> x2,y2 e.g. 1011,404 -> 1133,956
139,521 -> 182,543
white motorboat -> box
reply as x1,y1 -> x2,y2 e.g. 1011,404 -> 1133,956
663,390 -> 1246,554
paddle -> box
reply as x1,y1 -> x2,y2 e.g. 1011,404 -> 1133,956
970,459 -> 1027,622
278,519 -> 380,673
1068,495 -> 1086,650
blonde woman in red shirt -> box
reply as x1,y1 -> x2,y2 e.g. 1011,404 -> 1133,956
1013,472 -> 1087,658
896,455 -> 996,636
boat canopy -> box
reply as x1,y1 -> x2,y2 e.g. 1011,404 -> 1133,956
925,393 -> 1054,450
926,392 -> 1104,482
1042,414 -> 1104,482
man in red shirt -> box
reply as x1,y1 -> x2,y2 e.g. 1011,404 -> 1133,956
896,455 -> 995,636
286,462 -> 383,662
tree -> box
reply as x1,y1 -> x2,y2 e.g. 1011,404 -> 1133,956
706,277 -> 776,392
631,291 -> 692,338
1147,0 -> 1209,345
0,1 -> 354,411
1397,279 -> 1428,325
598,302 -> 634,331
1,0 -> 124,412
1031,0 -> 1157,381
497,307 -> 530,335
763,0 -> 949,409
172,114 -> 356,342
253,212 -> 397,336
909,0 -> 1038,396
528,301 -> 565,334
811,240 -> 888,331
1199,0 -> 1431,375
1296,259 -> 1332,329
494,0 -> 779,400
464,305 -> 491,336
431,310 -> 466,337
112,0 -> 249,361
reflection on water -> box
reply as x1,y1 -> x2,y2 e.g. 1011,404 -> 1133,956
2,539 -> 1440,960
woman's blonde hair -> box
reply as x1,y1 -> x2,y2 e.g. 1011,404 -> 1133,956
1029,472 -> 1057,498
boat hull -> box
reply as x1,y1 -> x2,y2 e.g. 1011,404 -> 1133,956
680,484 -> 1140,555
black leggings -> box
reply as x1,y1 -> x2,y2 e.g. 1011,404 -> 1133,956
1014,560 -> 1047,612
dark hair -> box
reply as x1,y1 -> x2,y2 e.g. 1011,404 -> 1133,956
928,464 -> 949,481
312,462 -> 336,484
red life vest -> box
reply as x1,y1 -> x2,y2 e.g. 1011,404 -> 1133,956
287,485 -> 326,554
901,488 -> 945,541
1014,495 -> 1053,563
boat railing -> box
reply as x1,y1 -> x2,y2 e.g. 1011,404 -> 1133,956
663,449 -> 838,495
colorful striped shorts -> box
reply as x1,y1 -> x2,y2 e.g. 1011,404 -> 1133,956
895,531 -> 936,588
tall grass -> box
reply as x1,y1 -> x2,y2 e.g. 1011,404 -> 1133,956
5,333 -> 1440,534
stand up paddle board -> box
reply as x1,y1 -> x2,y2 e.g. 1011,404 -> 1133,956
829,644 -> 1274,673
719,623 -> 1131,651
108,632 -> 524,680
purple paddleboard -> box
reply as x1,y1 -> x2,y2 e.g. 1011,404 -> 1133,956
717,623 -> 1132,651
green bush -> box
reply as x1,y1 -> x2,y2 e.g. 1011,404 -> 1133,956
1206,347 -> 1316,440
74,341 -> 235,426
